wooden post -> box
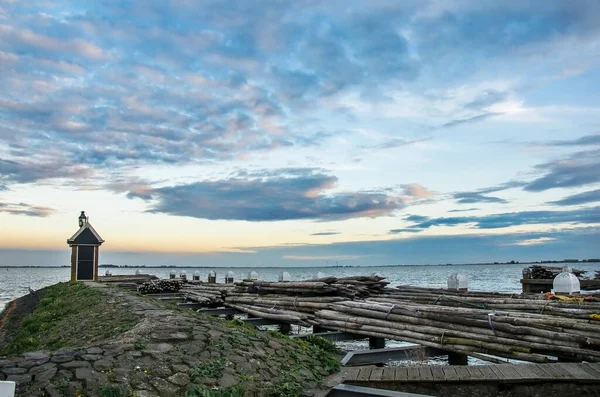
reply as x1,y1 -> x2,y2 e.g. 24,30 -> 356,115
448,352 -> 468,365
369,336 -> 385,349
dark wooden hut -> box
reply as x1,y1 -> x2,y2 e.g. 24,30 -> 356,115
67,211 -> 104,281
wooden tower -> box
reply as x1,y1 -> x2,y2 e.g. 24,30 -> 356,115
67,211 -> 105,281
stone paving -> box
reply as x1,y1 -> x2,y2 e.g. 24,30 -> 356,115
0,283 -> 335,396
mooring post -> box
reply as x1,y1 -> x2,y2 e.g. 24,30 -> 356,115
448,352 -> 468,365
369,336 -> 385,349
279,323 -> 292,335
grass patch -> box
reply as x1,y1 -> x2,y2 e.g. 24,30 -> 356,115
0,282 -> 140,355
191,357 -> 227,380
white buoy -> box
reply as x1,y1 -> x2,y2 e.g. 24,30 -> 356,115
553,266 -> 580,295
180,270 -> 187,280
193,270 -> 201,281
0,381 -> 16,397
315,271 -> 326,279
135,269 -> 140,275
448,273 -> 468,292
248,271 -> 259,281
104,270 -> 112,276
169,270 -> 176,279
225,271 -> 235,284
279,271 -> 291,282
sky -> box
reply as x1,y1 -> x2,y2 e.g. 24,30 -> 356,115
1,0 -> 600,267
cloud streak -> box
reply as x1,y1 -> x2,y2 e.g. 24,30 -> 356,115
125,169 -> 405,222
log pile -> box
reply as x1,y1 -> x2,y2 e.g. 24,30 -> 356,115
377,287 -> 600,319
528,265 -> 586,279
313,300 -> 600,363
137,279 -> 182,294
180,283 -> 235,306
234,275 -> 389,298
595,270 -> 600,280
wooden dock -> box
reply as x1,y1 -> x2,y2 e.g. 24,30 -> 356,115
342,362 -> 600,384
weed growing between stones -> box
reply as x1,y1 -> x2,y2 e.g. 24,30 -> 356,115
100,385 -> 130,397
191,357 -> 227,379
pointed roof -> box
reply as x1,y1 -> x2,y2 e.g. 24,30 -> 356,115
67,222 -> 105,245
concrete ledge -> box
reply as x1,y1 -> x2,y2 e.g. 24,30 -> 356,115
327,384 -> 436,397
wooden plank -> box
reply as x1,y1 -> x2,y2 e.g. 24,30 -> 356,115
514,364 -> 542,380
357,366 -> 373,382
394,367 -> 408,382
489,365 -> 506,380
381,367 -> 396,381
580,363 -> 600,379
465,366 -> 485,380
528,364 -> 553,380
454,366 -> 470,381
496,364 -> 523,381
430,366 -> 445,382
406,367 -> 420,382
536,363 -> 569,380
587,363 -> 600,376
556,363 -> 596,380
343,367 -> 362,382
418,366 -> 434,382
441,366 -> 460,381
478,365 -> 499,380
370,367 -> 384,382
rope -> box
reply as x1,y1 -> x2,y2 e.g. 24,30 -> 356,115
293,296 -> 298,311
385,304 -> 397,320
540,300 -> 553,314
440,330 -> 446,345
487,313 -> 498,335
432,295 -> 491,310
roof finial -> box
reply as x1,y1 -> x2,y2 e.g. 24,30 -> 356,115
78,211 -> 86,227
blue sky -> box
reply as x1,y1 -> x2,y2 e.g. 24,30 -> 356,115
0,0 -> 599,266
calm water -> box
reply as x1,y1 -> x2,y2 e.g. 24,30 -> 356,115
3,262 -> 599,313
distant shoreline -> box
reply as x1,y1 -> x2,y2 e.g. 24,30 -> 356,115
1,260 -> 598,269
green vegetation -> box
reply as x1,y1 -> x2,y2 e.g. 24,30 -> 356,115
191,357 -> 227,380
0,282 -> 140,355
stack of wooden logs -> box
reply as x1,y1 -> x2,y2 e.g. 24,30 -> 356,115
180,283 -> 235,306
314,300 -> 600,363
595,270 -> 600,280
137,279 -> 182,294
528,265 -> 586,279
372,286 -> 600,319
234,275 -> 389,298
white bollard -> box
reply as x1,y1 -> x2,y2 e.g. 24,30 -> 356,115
448,273 -> 468,292
0,381 -> 16,397
279,271 -> 291,282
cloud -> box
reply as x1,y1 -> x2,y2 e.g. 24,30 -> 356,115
401,183 -> 435,198
524,149 -> 600,192
407,206 -> 600,230
509,237 -> 556,246
283,255 -> 362,261
405,215 -> 429,222
440,112 -> 502,129
133,169 -> 404,221
453,192 -> 508,204
465,89 -> 508,110
0,202 -> 55,217
545,133 -> 600,147
448,208 -> 479,213
0,159 -> 94,184
310,232 -> 340,236
389,228 -> 422,234
548,189 -> 600,206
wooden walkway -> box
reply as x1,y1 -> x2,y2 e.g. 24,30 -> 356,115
342,362 -> 600,384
